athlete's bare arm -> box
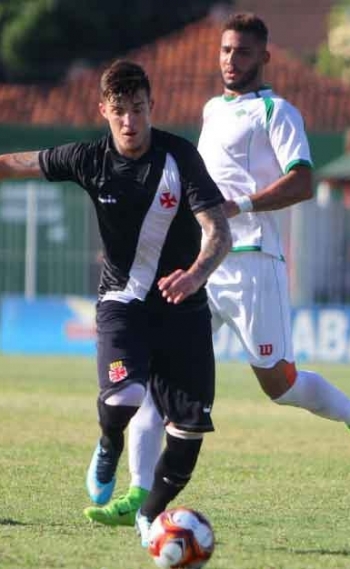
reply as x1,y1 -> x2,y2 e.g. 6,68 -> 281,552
0,151 -> 42,180
158,203 -> 232,304
224,165 -> 313,218
192,203 -> 232,279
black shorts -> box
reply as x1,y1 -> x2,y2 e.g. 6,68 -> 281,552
96,299 -> 215,433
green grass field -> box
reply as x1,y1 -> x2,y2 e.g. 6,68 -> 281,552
1,355 -> 350,569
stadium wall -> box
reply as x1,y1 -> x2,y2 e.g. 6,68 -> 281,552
2,296 -> 350,363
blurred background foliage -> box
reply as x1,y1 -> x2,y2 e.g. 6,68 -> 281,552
315,0 -> 350,80
1,0 -> 350,84
0,0 -> 232,82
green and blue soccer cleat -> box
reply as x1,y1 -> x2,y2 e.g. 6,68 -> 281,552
84,486 -> 149,527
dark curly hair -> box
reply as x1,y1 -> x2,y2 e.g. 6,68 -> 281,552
222,13 -> 268,45
100,59 -> 151,102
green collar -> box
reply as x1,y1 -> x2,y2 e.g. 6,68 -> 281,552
223,85 -> 272,101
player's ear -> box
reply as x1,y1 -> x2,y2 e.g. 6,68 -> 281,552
99,101 -> 108,119
149,98 -> 155,111
263,50 -> 270,65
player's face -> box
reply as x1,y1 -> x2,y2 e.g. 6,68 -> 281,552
220,30 -> 270,95
99,89 -> 154,159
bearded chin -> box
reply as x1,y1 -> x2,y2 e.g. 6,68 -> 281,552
224,65 -> 260,92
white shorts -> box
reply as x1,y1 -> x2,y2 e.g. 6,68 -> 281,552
206,251 -> 294,368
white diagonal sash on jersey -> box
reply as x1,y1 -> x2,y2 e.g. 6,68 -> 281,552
102,153 -> 181,303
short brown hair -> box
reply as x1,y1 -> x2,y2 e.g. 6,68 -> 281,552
223,13 -> 268,45
100,59 -> 151,102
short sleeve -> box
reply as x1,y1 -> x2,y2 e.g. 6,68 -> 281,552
268,101 -> 313,173
39,142 -> 95,187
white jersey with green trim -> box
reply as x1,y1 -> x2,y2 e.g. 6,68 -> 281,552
198,87 -> 312,258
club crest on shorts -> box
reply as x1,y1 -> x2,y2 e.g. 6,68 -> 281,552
109,360 -> 128,382
259,344 -> 273,356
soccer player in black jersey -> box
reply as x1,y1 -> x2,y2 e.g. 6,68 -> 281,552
0,59 -> 231,546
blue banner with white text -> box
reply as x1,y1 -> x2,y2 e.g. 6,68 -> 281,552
2,296 -> 350,362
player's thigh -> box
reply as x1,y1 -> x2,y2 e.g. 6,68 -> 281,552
96,300 -> 150,400
244,255 -> 294,368
210,253 -> 294,367
151,304 -> 215,433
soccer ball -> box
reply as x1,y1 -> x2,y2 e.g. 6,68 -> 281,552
148,507 -> 215,569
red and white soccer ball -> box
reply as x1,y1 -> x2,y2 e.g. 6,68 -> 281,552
148,507 -> 215,569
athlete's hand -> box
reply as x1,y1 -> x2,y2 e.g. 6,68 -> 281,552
223,200 -> 240,218
158,269 -> 200,304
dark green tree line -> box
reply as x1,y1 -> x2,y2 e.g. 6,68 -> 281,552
0,0 -> 232,82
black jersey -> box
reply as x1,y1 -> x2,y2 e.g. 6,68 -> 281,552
39,128 -> 224,305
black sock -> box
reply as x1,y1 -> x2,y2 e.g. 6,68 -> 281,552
141,433 -> 202,520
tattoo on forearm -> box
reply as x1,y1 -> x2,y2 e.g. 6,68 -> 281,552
194,205 -> 231,280
0,151 -> 41,178
10,152 -> 40,170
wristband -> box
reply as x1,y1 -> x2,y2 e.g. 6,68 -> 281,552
234,195 -> 253,213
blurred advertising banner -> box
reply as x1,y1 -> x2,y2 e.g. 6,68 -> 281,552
1,296 -> 350,362
1,296 -> 96,355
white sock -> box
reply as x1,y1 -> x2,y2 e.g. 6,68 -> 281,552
128,385 -> 164,491
274,370 -> 350,423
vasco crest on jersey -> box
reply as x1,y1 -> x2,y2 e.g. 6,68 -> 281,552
109,360 -> 128,383
159,189 -> 178,209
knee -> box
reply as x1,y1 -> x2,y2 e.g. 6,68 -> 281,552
97,397 -> 140,436
165,424 -> 204,441
104,382 -> 146,407
253,361 -> 297,400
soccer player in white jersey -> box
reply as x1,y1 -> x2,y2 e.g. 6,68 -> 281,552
85,12 -> 350,528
